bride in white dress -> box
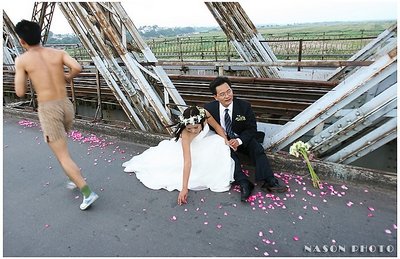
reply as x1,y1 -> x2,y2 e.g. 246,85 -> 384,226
122,106 -> 235,205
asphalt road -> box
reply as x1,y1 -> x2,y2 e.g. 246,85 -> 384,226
3,114 -> 397,257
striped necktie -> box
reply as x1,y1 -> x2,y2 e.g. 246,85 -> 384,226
224,108 -> 235,139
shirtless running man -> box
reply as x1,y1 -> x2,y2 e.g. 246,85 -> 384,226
14,20 -> 98,210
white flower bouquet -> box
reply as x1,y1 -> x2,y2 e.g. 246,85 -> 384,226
289,141 -> 321,188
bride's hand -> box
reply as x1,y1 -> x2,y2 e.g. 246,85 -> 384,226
178,188 -> 188,205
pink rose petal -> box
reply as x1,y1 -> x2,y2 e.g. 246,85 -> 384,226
170,216 -> 177,221
216,224 -> 222,229
385,229 -> 392,234
293,236 -> 299,241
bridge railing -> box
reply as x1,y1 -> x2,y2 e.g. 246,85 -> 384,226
50,34 -> 380,62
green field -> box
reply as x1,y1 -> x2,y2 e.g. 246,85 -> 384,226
193,20 -> 395,39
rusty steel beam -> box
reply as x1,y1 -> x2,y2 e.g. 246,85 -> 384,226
3,10 -> 22,67
265,41 -> 397,164
205,2 -> 280,78
58,2 -> 150,132
57,2 -> 187,134
31,2 -> 56,45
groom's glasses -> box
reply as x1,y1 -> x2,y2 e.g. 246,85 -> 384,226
217,88 -> 232,98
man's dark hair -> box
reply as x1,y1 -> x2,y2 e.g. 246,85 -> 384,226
15,20 -> 41,46
209,76 -> 232,95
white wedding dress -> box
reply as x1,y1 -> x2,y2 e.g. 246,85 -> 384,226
122,124 -> 234,192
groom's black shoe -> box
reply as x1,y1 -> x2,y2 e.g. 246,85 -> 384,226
261,178 -> 288,193
240,180 -> 254,202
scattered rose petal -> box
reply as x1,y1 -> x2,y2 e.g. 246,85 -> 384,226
204,222 -> 208,225
385,229 -> 392,234
44,224 -> 50,228
368,207 -> 375,211
293,236 -> 299,241
312,206 -> 319,211
259,231 -> 263,237
170,216 -> 177,221
269,229 -> 273,234
368,213 -> 374,217
216,224 -> 222,229
332,239 -> 336,244
393,224 -> 397,230
298,216 -> 303,220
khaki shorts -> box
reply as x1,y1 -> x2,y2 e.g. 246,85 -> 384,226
38,98 -> 75,143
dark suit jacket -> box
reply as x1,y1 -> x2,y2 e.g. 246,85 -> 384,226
205,98 -> 257,148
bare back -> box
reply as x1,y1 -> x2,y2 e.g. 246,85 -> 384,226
15,46 -> 81,103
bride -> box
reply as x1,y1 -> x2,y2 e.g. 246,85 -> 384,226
122,106 -> 235,205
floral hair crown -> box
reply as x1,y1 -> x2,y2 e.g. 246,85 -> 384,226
178,107 -> 206,126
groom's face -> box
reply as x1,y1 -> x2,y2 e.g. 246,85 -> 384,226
214,83 -> 233,107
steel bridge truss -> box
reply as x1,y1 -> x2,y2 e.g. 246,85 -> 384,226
58,2 -> 186,133
205,2 -> 280,78
264,39 -> 397,164
31,2 -> 55,44
328,23 -> 397,82
3,11 -> 22,69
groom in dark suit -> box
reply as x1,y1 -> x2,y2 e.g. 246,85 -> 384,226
205,77 -> 288,202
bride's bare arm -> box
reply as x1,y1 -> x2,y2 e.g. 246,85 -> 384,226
178,131 -> 191,205
205,110 -> 229,144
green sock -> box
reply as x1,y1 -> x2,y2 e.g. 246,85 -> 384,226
80,185 -> 92,198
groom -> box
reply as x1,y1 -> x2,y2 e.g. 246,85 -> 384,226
204,76 -> 288,202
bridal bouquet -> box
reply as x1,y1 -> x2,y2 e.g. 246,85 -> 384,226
289,141 -> 321,188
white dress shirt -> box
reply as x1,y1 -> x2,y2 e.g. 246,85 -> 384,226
219,102 -> 242,145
